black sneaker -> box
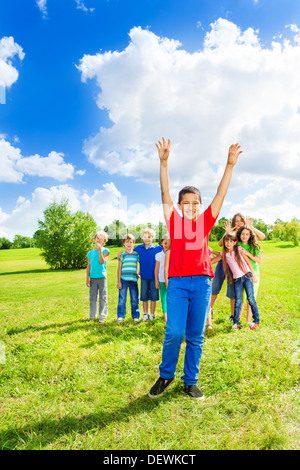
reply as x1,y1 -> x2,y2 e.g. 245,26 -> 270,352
229,314 -> 234,323
148,377 -> 174,399
184,384 -> 204,400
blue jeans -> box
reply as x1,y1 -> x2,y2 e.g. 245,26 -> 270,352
159,275 -> 211,385
117,280 -> 140,320
211,260 -> 225,295
233,273 -> 260,325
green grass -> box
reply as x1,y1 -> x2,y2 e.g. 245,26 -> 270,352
0,242 -> 299,450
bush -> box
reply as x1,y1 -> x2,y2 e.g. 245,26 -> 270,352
35,199 -> 97,269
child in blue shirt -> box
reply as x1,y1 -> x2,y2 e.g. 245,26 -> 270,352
134,228 -> 162,321
86,231 -> 110,323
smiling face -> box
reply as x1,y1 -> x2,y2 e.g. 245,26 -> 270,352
124,238 -> 134,252
142,231 -> 153,246
224,237 -> 237,251
240,228 -> 251,244
232,214 -> 245,230
161,239 -> 170,251
178,193 -> 202,221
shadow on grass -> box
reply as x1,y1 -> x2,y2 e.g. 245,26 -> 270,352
276,244 -> 296,249
6,318 -> 166,345
0,268 -> 82,276
0,391 -> 182,450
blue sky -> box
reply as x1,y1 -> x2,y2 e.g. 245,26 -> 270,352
1,0 -> 300,239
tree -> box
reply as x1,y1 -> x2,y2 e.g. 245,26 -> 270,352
104,219 -> 127,246
0,237 -> 12,250
209,217 -> 228,241
35,199 -> 97,269
12,235 -> 35,249
284,218 -> 300,246
272,220 -> 286,241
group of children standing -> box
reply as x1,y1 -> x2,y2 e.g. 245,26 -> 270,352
86,215 -> 263,332
86,227 -> 170,324
86,137 -> 264,401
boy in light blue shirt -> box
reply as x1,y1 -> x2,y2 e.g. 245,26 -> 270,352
86,231 -> 110,322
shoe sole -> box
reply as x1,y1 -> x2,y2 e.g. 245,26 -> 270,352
185,393 -> 205,401
148,378 -> 175,399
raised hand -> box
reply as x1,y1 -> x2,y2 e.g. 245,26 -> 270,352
227,143 -> 243,166
156,137 -> 171,162
245,215 -> 253,226
223,220 -> 233,233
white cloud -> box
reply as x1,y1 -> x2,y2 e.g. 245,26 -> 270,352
15,151 -> 75,182
0,184 -> 81,239
0,139 -> 76,182
0,36 -> 25,88
78,19 -> 300,201
0,182 -> 164,239
75,0 -> 95,12
229,179 -> 300,224
35,0 -> 94,16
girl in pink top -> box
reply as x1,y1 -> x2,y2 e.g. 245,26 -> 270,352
221,232 -> 260,330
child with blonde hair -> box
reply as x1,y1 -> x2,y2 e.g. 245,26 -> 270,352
86,231 -> 110,323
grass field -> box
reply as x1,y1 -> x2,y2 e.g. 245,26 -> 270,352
0,242 -> 299,450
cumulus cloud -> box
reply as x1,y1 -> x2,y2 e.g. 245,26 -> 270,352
0,138 -> 77,183
0,36 -> 25,89
230,179 -> 300,224
77,19 -> 300,195
0,182 -> 164,239
0,184 -> 81,239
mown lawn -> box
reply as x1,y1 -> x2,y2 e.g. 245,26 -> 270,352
0,242 -> 299,450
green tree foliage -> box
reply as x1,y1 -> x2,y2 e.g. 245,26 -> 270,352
272,218 -> 300,245
35,199 -> 97,269
12,235 -> 35,249
0,237 -> 13,250
103,219 -> 168,246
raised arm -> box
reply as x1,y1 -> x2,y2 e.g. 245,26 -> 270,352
245,216 -> 266,241
156,137 -> 173,220
211,143 -> 243,219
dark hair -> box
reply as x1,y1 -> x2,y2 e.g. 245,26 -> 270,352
222,232 -> 247,284
178,186 -> 202,204
236,225 -> 261,253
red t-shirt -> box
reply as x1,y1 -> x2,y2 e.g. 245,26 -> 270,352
166,205 -> 217,278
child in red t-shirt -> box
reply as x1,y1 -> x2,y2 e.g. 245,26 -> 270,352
148,137 -> 243,400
